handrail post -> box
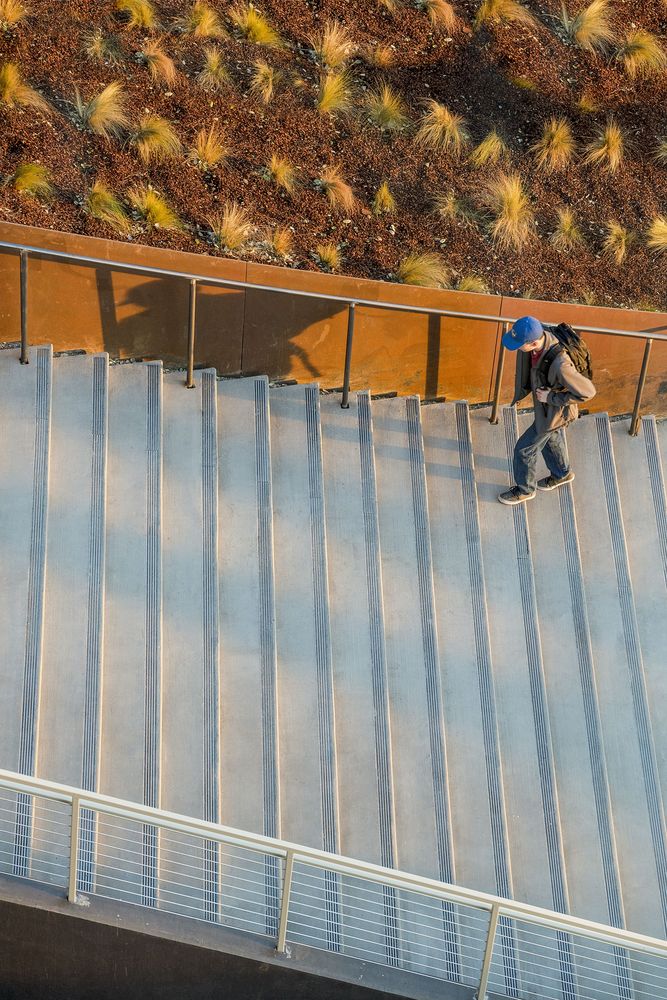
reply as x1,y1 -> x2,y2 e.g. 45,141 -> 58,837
490,323 -> 508,424
20,249 -> 29,365
186,278 -> 197,389
276,850 -> 296,954
341,302 -> 356,409
68,795 -> 81,903
475,903 -> 501,1000
630,338 -> 652,436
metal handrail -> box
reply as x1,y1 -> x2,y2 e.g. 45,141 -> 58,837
1,239 -> 665,433
1,767 -> 666,962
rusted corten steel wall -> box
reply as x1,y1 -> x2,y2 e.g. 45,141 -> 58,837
1,221 -> 666,416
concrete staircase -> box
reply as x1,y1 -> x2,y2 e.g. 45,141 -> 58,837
1,346 -> 667,962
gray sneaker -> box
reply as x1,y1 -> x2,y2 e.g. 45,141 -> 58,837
537,471 -> 575,491
498,486 -> 536,506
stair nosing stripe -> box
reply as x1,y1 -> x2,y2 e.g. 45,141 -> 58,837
643,417 -> 667,594
596,413 -> 667,931
202,371 -> 220,827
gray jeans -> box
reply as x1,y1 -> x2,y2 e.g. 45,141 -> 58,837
514,422 -> 570,494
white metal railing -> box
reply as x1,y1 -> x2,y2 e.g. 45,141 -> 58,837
0,769 -> 666,999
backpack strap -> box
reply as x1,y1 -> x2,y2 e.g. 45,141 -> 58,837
536,343 -> 563,383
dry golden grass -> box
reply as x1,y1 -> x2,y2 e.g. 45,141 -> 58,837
415,100 -> 469,154
366,83 -> 410,132
576,91 -> 598,113
197,46 -> 230,91
314,165 -> 356,214
531,117 -> 575,172
116,0 -> 156,29
510,75 -> 536,90
316,70 -> 352,115
264,154 -> 297,193
131,114 -> 182,162
615,29 -> 666,78
174,1 -> 225,37
310,20 -> 355,67
315,242 -> 342,272
485,171 -> 534,250
83,28 -> 123,65
269,225 -> 293,258
415,0 -> 459,30
469,129 -> 508,167
0,0 -> 28,31
372,181 -> 396,214
654,138 -> 667,164
73,81 -> 128,138
647,216 -> 667,254
9,162 -> 52,198
128,185 -> 182,230
0,61 -> 49,112
550,206 -> 583,251
474,0 -> 538,29
209,201 -> 254,251
584,118 -> 624,173
457,275 -> 489,293
561,0 -> 615,52
250,59 -> 279,103
229,4 -> 281,45
137,38 -> 177,85
189,125 -> 228,171
396,252 -> 449,288
602,220 -> 634,264
433,190 -> 477,224
84,181 -> 132,234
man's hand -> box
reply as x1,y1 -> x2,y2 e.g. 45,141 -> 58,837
536,388 -> 550,403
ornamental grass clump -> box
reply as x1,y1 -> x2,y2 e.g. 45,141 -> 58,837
189,125 -> 228,171
72,81 -> 128,138
315,243 -> 342,272
433,190 -> 477,225
414,0 -> 459,30
365,43 -> 395,67
550,206 -> 583,251
366,83 -> 410,132
372,181 -> 396,214
647,216 -> 667,255
84,28 -> 123,65
250,59 -> 279,103
457,275 -> 489,293
209,202 -> 254,251
229,3 -> 281,46
116,0 -> 156,30
269,225 -> 293,258
0,0 -> 28,32
396,252 -> 449,288
602,221 -> 634,264
584,118 -> 624,173
561,0 -> 615,52
0,61 -> 49,112
486,171 -> 533,250
469,129 -> 508,167
653,138 -> 667,164
8,162 -> 53,198
310,20 -> 355,67
314,165 -> 356,214
197,46 -> 230,91
130,114 -> 181,162
316,70 -> 352,115
174,1 -> 225,37
84,181 -> 132,234
416,101 -> 469,154
128,185 -> 182,230
531,118 -> 575,172
474,0 -> 538,29
615,30 -> 666,78
136,38 -> 177,85
264,154 -> 296,193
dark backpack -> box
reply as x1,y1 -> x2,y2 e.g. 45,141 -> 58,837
537,323 -> 594,383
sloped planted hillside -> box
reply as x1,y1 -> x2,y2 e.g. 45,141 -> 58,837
0,0 -> 667,308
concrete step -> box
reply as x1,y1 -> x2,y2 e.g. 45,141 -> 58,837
567,413 -> 667,938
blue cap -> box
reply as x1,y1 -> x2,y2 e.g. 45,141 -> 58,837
502,316 -> 543,351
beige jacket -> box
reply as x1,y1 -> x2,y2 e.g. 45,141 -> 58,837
510,329 -> 597,434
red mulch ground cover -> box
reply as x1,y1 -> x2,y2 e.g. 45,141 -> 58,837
1,0 -> 666,309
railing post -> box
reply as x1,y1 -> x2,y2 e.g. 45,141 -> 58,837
68,795 -> 81,903
490,323 -> 507,424
341,302 -> 356,409
630,338 -> 652,436
475,903 -> 500,1000
20,250 -> 29,365
276,850 -> 295,954
186,278 -> 197,389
